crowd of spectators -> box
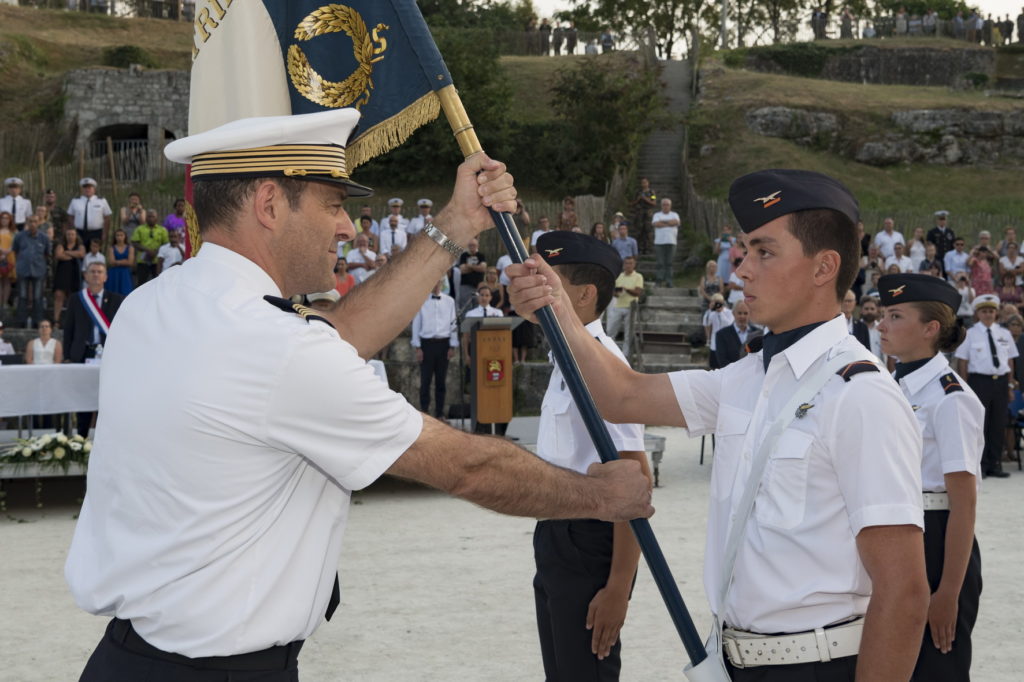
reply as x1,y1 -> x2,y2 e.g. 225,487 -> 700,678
819,5 -> 1024,45
521,19 -> 617,56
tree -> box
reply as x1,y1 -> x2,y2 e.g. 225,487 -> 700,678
569,0 -> 710,58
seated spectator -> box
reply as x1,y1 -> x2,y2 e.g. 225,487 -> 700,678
356,215 -> 377,252
943,237 -> 970,281
714,300 -> 760,368
82,238 -> 106,274
589,222 -> 609,243
0,320 -> 14,355
306,289 -> 340,312
703,293 -> 734,369
861,243 -> 883,274
997,227 -> 1017,257
999,301 -> 1020,324
907,226 -> 927,264
345,233 -> 377,283
842,289 -> 871,349
162,198 -> 187,238
364,252 -> 388,279
105,228 -> 134,296
131,209 -> 169,286
0,211 -> 13,313
334,258 -> 356,297
918,241 -> 942,275
864,268 -> 882,298
697,259 -> 723,311
886,263 -> 901,275
24,318 -> 62,364
863,21 -> 876,38
157,230 -> 186,274
1000,241 -> 1024,285
884,242 -> 914,273
968,239 -> 996,294
357,204 -> 379,236
482,266 -> 508,312
530,216 -> 552,250
922,262 -> 943,279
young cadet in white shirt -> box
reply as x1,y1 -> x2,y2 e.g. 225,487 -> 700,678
876,273 -> 984,682
411,279 -> 458,418
65,109 -> 653,682
509,169 -> 929,681
532,231 -> 649,681
0,177 -> 32,229
955,293 -> 1018,478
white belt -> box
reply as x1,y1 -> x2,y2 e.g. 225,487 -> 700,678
923,491 -> 950,510
722,618 -> 862,668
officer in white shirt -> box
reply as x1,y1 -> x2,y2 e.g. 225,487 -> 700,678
411,279 -> 458,417
876,273 -> 984,681
0,177 -> 32,229
955,293 -> 1018,478
67,177 -> 112,247
380,196 -> 408,232
405,197 -> 434,235
532,231 -> 649,679
378,214 -> 409,254
65,109 -> 653,682
508,169 -> 930,681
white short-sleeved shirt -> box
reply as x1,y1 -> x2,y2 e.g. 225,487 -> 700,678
897,354 -> 983,492
67,195 -> 113,231
0,194 -> 32,224
378,214 -> 408,233
726,272 -> 745,305
668,315 -> 923,633
156,243 -> 185,271
65,243 -> 422,657
651,210 -> 680,245
702,307 -> 734,352
999,255 -> 1024,285
531,229 -> 550,246
378,226 -> 408,254
406,215 -> 432,235
346,248 -> 377,284
465,305 -> 503,318
885,254 -> 915,273
954,321 -> 1018,376
496,254 -> 514,286
537,319 -> 644,473
873,230 -> 905,259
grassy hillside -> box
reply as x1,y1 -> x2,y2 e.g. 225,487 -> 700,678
689,59 -> 1024,216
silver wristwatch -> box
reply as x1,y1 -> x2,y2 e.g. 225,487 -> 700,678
423,223 -> 465,258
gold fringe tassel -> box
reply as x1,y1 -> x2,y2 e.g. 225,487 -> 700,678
184,200 -> 202,257
346,92 -> 441,170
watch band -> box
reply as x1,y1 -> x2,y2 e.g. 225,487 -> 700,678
423,223 -> 465,258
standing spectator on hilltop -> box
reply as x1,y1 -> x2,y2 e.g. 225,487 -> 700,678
606,255 -> 644,358
651,198 -> 680,287
975,12 -> 985,43
118,193 -> 145,242
346,233 -> 377,284
927,210 -> 956,263
840,6 -> 855,38
43,189 -> 67,231
68,178 -> 112,248
953,11 -> 966,39
630,177 -> 657,254
0,212 -> 14,312
539,18 -> 552,55
600,27 -> 615,52
611,222 -> 638,261
530,215 -> 553,250
983,14 -> 994,45
558,196 -> 578,231
895,6 -> 909,34
552,23 -> 564,55
156,229 -> 186,274
1018,9 -> 1024,43
565,23 -> 578,54
923,8 -> 937,34
585,38 -> 600,54
105,229 -> 134,296
874,217 -> 905,259
0,177 -> 32,230
162,198 -> 188,240
966,10 -> 979,41
130,209 -> 168,287
405,198 -> 433,236
714,225 -> 736,282
11,213 -> 50,328
53,226 -> 85,324
378,214 -> 409,256
697,259 -> 723,311
380,197 -> 408,232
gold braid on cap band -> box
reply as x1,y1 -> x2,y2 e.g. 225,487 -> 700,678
184,200 -> 202,256
189,144 -> 350,180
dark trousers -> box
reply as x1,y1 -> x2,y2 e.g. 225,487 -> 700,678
967,373 -> 1009,474
911,510 -> 982,681
79,228 -> 104,249
14,275 -> 44,327
419,338 -> 450,417
80,619 -> 301,681
533,519 -> 624,682
726,655 -> 857,681
135,262 -> 158,287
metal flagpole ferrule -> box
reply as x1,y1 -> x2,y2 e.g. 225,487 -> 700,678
435,84 -> 711,669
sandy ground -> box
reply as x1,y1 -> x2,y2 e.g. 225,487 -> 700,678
2,425 -> 1023,681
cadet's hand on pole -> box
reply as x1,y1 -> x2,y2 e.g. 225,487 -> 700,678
586,586 -> 629,660
928,588 -> 958,653
505,256 -> 563,324
434,153 -> 516,245
587,460 -> 654,522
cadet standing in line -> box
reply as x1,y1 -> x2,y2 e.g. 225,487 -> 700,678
532,231 -> 650,681
509,169 -> 930,681
876,273 -> 984,681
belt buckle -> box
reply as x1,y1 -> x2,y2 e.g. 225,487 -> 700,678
723,635 -> 746,668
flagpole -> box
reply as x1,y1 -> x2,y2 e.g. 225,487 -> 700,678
435,84 -> 708,667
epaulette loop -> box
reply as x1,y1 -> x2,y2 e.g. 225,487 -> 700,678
939,373 -> 964,394
263,295 -> 336,329
836,360 -> 879,382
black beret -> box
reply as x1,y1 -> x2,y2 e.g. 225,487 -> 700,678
728,169 -> 859,234
877,273 -> 961,311
537,231 -> 623,278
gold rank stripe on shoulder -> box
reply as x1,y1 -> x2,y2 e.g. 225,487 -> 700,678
263,295 -> 336,329
940,373 -> 964,394
836,360 -> 879,382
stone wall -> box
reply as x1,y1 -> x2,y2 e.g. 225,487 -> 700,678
746,105 -> 1024,166
63,67 -> 189,150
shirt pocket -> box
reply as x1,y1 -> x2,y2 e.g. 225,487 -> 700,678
755,428 -> 814,530
539,391 -> 575,458
711,404 -> 752,500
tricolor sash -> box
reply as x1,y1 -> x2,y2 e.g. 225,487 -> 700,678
80,289 -> 111,338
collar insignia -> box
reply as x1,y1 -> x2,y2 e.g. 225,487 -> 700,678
795,402 -> 814,418
888,284 -> 906,297
912,405 -> 921,411
545,247 -> 564,257
754,190 -> 782,208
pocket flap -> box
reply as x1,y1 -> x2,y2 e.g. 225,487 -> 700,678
772,428 -> 814,459
716,404 -> 751,437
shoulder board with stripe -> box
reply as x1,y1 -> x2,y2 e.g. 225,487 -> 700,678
745,336 -> 764,354
939,373 -> 964,394
836,360 -> 879,382
263,295 -> 336,329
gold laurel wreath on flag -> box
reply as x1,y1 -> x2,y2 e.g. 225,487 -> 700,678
287,4 -> 388,110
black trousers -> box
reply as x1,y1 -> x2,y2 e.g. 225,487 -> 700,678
418,338 -> 450,417
725,656 -> 857,681
911,510 -> 982,681
966,373 -> 1009,474
80,619 -> 301,681
533,519 -> 624,682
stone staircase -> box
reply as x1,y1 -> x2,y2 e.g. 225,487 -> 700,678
634,286 -> 707,373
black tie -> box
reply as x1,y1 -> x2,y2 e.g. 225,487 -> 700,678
988,327 -> 1000,369
431,295 -> 441,300
325,573 -> 340,621
83,197 -> 90,232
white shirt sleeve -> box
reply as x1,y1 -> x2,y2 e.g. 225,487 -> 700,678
932,392 -> 984,476
264,329 -> 423,491
411,310 -> 423,348
953,329 -> 972,361
668,368 -> 725,437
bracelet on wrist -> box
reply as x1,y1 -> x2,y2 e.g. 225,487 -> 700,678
423,222 -> 465,258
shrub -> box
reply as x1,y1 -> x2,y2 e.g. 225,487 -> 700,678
102,45 -> 159,69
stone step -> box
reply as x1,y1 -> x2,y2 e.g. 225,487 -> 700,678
643,295 -> 703,309
639,351 -> 692,365
642,310 -> 704,326
639,321 -> 703,335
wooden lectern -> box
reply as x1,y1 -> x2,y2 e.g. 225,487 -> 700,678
460,317 -> 522,431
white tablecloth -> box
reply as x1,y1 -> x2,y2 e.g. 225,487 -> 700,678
0,365 -> 101,416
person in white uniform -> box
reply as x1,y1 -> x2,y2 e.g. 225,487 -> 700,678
532,231 -> 650,681
876,273 -> 984,681
64,109 -> 653,682
508,169 -> 930,681
405,197 -> 434,235
0,177 -> 32,229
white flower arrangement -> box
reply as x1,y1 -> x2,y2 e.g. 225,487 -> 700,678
1,433 -> 91,473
